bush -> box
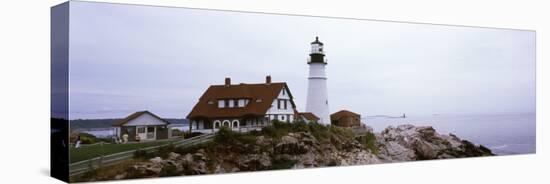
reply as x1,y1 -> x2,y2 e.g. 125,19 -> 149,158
73,132 -> 98,144
356,132 -> 378,154
174,141 -> 215,155
156,144 -> 176,159
290,121 -> 309,132
236,134 -> 257,145
260,120 -> 333,141
329,125 -> 355,140
307,122 -> 330,141
159,164 -> 179,177
214,126 -> 257,145
270,155 -> 297,170
133,149 -> 150,159
260,124 -> 281,138
214,126 -> 238,144
172,129 -> 185,137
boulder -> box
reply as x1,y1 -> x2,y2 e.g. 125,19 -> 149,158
376,124 -> 494,161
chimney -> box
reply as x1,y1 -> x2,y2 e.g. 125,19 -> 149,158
266,75 -> 272,84
225,77 -> 231,86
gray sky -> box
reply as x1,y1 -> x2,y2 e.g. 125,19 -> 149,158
67,1 -> 535,119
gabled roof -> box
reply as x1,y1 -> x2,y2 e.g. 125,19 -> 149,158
298,112 -> 320,121
113,111 -> 170,126
187,82 -> 295,119
330,110 -> 360,121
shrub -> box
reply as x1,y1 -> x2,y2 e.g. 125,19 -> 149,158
172,129 -> 185,137
260,124 -> 281,138
270,155 -> 297,170
174,141 -> 214,154
74,132 -> 98,144
328,125 -> 355,140
214,126 -> 238,144
214,126 -> 257,145
96,137 -> 112,143
156,144 -> 176,159
260,120 -> 334,141
290,121 -> 309,132
307,122 -> 330,141
133,149 -> 150,159
236,134 -> 257,145
159,164 -> 179,177
356,132 -> 378,154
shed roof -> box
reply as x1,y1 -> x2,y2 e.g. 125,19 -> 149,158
330,110 -> 360,121
298,112 -> 320,121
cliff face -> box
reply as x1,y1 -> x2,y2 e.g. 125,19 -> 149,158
111,124 -> 493,179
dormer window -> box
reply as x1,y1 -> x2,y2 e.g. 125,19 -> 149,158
238,99 -> 246,107
228,99 -> 234,108
218,98 -> 250,108
218,100 -> 225,108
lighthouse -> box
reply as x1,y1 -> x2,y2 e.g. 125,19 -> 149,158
305,37 -> 330,124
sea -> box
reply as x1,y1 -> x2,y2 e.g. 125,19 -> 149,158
365,113 -> 536,155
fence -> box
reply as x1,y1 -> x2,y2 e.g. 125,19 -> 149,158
69,133 -> 215,176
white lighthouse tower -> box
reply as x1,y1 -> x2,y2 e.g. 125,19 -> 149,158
305,37 -> 330,124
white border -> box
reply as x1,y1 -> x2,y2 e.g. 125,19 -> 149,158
0,0 -> 547,183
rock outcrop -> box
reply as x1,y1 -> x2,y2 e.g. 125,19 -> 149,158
114,124 -> 493,180
376,124 -> 493,161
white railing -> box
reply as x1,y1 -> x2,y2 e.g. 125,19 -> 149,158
69,134 -> 214,176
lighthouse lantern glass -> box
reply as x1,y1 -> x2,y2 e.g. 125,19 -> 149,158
311,43 -> 323,54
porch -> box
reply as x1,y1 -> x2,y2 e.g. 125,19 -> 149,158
189,116 -> 271,133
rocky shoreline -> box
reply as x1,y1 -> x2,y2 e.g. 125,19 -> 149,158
78,124 -> 494,181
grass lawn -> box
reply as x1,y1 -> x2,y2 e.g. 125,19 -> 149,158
69,139 -> 182,163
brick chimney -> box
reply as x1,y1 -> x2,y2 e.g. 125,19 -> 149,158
266,75 -> 271,84
225,77 -> 231,86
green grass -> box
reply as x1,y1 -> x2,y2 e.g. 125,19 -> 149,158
69,139 -> 182,163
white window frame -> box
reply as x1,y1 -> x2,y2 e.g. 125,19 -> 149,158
228,99 -> 234,108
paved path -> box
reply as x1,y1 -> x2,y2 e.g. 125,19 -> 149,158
69,133 -> 215,176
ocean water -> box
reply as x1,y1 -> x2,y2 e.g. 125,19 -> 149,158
365,113 -> 536,155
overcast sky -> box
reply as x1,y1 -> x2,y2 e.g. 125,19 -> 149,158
66,1 -> 535,119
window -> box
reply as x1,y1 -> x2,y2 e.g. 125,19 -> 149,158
238,99 -> 245,107
137,127 -> 145,133
218,100 -> 225,108
225,100 -> 229,107
208,100 -> 214,105
277,100 -> 281,109
234,99 -> 238,107
228,99 -> 234,108
282,89 -> 286,96
284,100 -> 287,109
